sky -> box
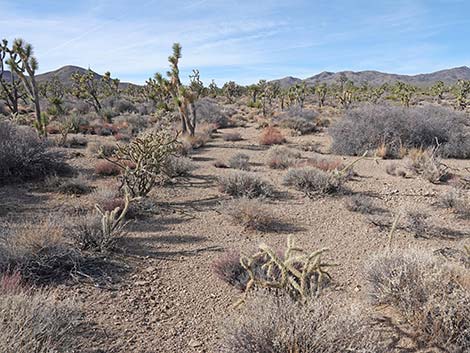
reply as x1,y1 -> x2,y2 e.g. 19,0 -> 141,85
2,0 -> 470,85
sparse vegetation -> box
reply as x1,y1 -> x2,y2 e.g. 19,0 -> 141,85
228,153 -> 250,170
220,198 -> 277,231
284,167 -> 344,197
266,146 -> 301,169
219,171 -> 274,198
259,126 -> 285,145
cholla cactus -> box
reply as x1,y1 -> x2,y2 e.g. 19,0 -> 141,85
103,130 -> 179,197
236,235 -> 335,306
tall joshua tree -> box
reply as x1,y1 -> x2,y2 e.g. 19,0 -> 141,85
151,43 -> 203,136
4,39 -> 42,131
0,40 -> 27,115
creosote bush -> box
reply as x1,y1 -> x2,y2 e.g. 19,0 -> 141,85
221,198 -> 277,231
163,155 -> 197,178
0,121 -> 68,185
365,250 -> 470,352
228,153 -> 250,171
219,171 -> 274,198
331,104 -> 470,158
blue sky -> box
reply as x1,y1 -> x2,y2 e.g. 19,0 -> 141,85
2,0 -> 470,85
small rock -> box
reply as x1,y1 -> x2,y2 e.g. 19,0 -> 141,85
189,339 -> 203,348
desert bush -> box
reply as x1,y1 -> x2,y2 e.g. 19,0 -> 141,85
46,175 -> 92,195
195,97 -> 229,128
114,113 -> 149,134
182,131 -> 210,149
163,156 -> 197,178
404,209 -> 429,237
62,135 -> 88,148
438,188 -> 470,216
220,294 -> 389,353
223,132 -> 242,141
330,104 -> 470,158
0,101 -> 8,115
0,121 -> 69,184
266,146 -> 301,169
259,126 -> 286,145
220,198 -> 277,231
296,156 -> 344,172
0,287 -> 81,353
219,171 -> 274,198
228,153 -> 250,170
276,107 -> 319,135
0,220 -> 81,283
365,250 -> 470,351
103,130 -> 179,197
404,148 -> 450,183
284,167 -> 344,197
95,160 -> 121,176
385,162 -> 407,177
87,141 -> 117,158
113,99 -> 138,114
345,194 -> 381,214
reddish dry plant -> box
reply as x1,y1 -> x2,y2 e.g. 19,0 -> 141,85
0,272 -> 24,295
94,160 -> 121,176
296,157 -> 343,172
259,126 -> 286,145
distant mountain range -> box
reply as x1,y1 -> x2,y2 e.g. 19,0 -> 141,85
3,65 -> 470,89
2,65 -> 132,88
271,66 -> 470,88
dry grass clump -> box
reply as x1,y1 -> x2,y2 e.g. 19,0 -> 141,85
259,126 -> 286,145
0,121 -> 69,185
95,160 -> 121,176
295,156 -> 344,173
220,198 -> 277,231
223,132 -> 242,141
0,220 -> 81,283
0,285 -> 81,353
385,162 -> 407,177
182,131 -> 211,149
163,156 -> 197,178
266,146 -> 301,169
46,174 -> 93,195
228,153 -> 250,171
220,294 -> 390,353
404,148 -> 450,183
345,194 -> 383,214
62,135 -> 88,148
438,188 -> 470,216
330,104 -> 470,158
284,167 -> 344,197
219,171 -> 275,198
404,209 -> 430,238
365,250 -> 470,352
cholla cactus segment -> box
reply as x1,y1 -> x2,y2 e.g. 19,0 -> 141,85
236,235 -> 335,307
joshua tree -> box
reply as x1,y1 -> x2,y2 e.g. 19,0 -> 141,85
40,75 -> 66,116
71,69 -> 119,113
222,81 -> 243,103
430,80 -> 446,103
0,40 -> 27,116
3,39 -> 43,132
392,81 -> 416,107
314,83 -> 328,108
208,80 -> 219,98
452,79 -> 470,110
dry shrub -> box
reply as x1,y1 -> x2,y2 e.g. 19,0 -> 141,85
438,188 -> 470,217
266,146 -> 301,169
259,126 -> 286,145
46,175 -> 92,195
63,135 -> 88,148
0,121 -> 69,185
0,220 -> 81,284
221,198 -> 276,231
345,194 -> 382,214
404,209 -> 429,238
284,167 -> 344,197
163,156 -> 197,178
195,97 -> 229,128
228,153 -> 250,171
365,249 -> 470,351
87,141 -> 117,158
296,156 -> 343,172
95,160 -> 121,176
223,132 -> 242,141
331,104 -> 470,158
183,131 -> 210,149
0,287 -> 81,353
385,162 -> 407,177
276,107 -> 319,135
220,294 -> 391,353
219,171 -> 274,198
404,148 -> 450,183
212,251 -> 259,291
